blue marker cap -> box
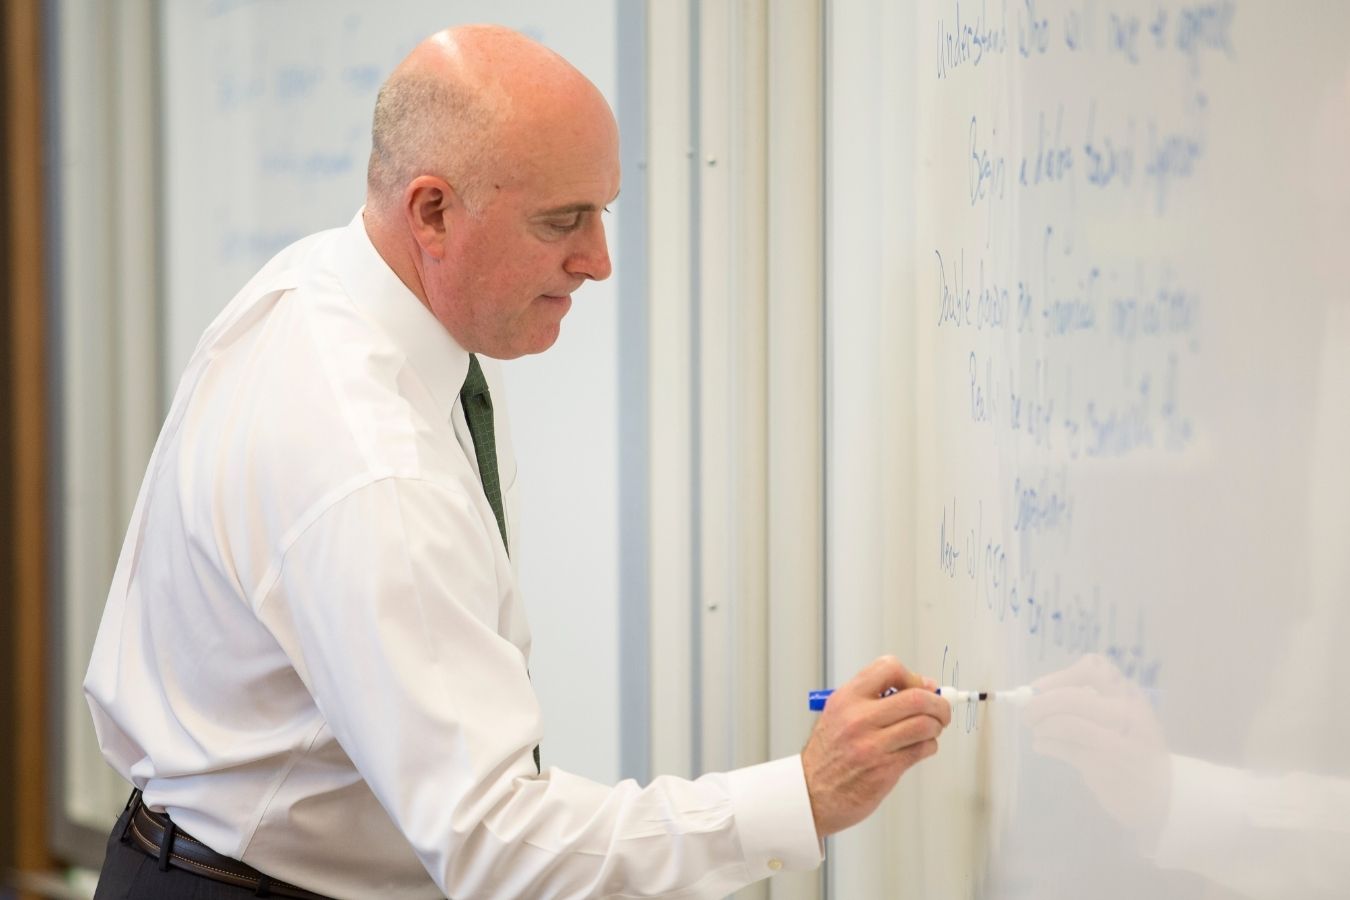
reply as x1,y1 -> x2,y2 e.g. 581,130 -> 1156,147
808,689 -> 834,711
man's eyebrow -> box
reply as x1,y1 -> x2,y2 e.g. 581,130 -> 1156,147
534,191 -> 621,217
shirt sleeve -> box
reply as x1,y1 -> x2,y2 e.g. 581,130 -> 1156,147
255,475 -> 822,899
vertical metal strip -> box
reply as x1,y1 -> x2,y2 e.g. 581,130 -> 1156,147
688,0 -> 704,778
646,0 -> 695,781
766,2 -> 824,898
815,0 -> 826,890
695,0 -> 738,781
617,0 -> 653,787
731,0 -> 770,783
817,5 -> 832,896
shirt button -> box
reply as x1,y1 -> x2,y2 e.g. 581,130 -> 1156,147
767,858 -> 783,871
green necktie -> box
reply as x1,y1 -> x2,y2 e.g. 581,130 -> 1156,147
462,356 -> 538,772
460,354 -> 509,554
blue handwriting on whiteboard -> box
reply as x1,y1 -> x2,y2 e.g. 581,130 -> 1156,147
934,506 -> 1163,691
1012,469 -> 1073,539
1018,0 -> 1051,58
936,249 -> 1012,331
936,0 -> 1011,80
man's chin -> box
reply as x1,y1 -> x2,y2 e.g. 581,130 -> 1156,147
493,324 -> 564,360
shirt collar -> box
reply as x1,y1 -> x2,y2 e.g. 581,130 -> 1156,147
332,209 -> 470,418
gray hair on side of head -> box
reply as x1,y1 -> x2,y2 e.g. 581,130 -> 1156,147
365,71 -> 498,215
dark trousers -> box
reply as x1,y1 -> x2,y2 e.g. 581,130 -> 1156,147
93,803 -> 269,900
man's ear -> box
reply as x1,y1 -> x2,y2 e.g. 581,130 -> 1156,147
403,175 -> 459,260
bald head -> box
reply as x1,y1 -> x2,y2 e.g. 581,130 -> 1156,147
366,25 -> 611,216
363,25 -> 620,359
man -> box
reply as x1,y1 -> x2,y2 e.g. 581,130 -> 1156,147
85,25 -> 950,899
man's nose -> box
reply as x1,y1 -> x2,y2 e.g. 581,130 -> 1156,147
566,218 -> 613,282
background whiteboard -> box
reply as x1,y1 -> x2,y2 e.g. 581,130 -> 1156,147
826,1 -> 1350,898
157,0 -> 634,790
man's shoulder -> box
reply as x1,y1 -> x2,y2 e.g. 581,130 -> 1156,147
162,303 -> 471,606
171,224 -> 467,525
236,227 -> 344,301
188,281 -> 454,482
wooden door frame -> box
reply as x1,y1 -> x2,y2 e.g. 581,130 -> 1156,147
3,0 -> 56,889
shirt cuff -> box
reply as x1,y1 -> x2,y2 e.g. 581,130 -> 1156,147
726,754 -> 824,877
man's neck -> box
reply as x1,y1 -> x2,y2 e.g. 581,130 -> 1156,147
363,206 -> 433,312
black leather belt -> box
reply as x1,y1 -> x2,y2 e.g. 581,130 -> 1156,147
122,790 -> 333,899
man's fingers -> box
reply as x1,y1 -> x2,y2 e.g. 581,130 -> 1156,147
801,659 -> 944,837
871,686 -> 951,728
849,655 -> 924,698
894,737 -> 940,770
879,712 -> 946,753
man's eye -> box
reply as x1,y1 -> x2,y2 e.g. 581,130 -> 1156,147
547,216 -> 582,232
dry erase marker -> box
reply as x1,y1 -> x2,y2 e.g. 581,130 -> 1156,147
807,685 -> 1033,710
934,685 -> 1034,706
937,685 -> 1162,704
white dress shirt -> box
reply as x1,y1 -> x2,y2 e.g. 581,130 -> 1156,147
84,211 -> 821,899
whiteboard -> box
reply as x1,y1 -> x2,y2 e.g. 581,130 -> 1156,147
157,0 -> 633,790
826,2 -> 1350,898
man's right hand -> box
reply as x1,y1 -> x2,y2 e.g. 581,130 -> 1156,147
800,656 -> 950,838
